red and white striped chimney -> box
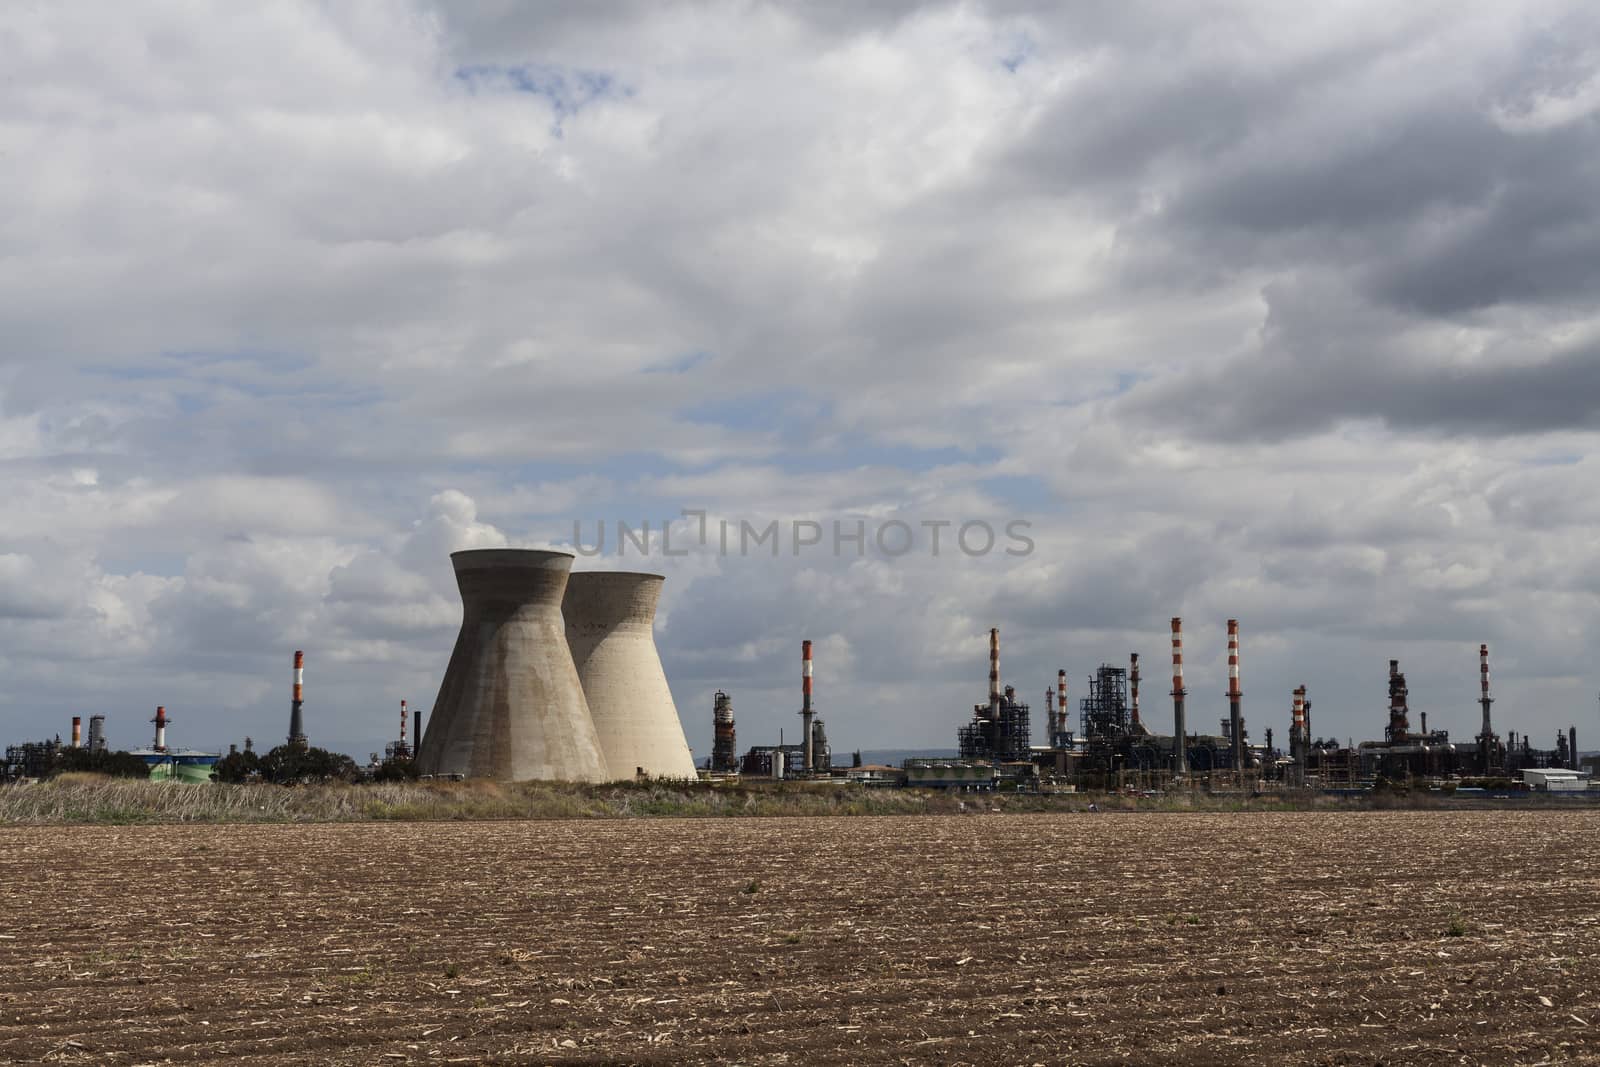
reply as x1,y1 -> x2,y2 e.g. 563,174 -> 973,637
1226,620 -> 1241,701
1057,669 -> 1068,737
288,650 -> 308,748
801,639 -> 815,774
1227,619 -> 1244,769
1171,618 -> 1187,773
1292,686 -> 1306,734
1171,619 -> 1185,695
802,639 -> 813,715
71,716 -> 82,749
400,699 -> 408,751
151,705 -> 169,752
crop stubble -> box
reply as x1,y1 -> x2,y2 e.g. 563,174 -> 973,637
0,811 -> 1597,1064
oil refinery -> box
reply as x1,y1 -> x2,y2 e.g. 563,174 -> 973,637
3,551 -> 1594,795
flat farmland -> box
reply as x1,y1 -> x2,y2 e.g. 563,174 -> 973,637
2,811 -> 1597,1065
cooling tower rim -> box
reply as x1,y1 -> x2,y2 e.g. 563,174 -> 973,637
450,548 -> 575,572
566,570 -> 666,583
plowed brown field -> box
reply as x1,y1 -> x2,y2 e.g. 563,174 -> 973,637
2,811 -> 1597,1065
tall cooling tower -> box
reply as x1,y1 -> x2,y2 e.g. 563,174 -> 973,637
563,572 -> 697,780
417,549 -> 609,782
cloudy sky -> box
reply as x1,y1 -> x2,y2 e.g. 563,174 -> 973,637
4,0 -> 1599,760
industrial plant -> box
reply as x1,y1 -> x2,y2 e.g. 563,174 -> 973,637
4,546 -> 1594,797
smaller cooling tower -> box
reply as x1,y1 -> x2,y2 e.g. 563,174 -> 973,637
417,549 -> 609,782
563,572 -> 697,780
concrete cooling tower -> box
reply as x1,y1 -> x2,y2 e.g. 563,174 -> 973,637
416,549 -> 609,782
563,572 -> 697,780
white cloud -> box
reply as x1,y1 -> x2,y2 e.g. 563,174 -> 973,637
0,1 -> 1597,758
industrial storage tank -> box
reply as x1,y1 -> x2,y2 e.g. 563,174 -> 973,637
563,571 -> 697,780
416,549 -> 609,782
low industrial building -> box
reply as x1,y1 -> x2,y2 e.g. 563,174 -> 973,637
1521,768 -> 1592,792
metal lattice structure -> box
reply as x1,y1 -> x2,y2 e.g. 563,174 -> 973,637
957,695 -> 1032,762
1078,665 -> 1131,740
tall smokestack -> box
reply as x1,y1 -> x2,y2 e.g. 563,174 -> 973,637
1571,726 -> 1579,770
1171,618 -> 1187,774
1476,644 -> 1497,774
1291,686 -> 1306,776
289,650 -> 307,750
988,628 -> 1001,721
1227,620 -> 1243,773
414,708 -> 422,758
400,700 -> 408,755
801,639 -> 814,775
71,716 -> 82,749
151,705 -> 169,753
1479,644 -> 1492,729
1130,653 -> 1141,728
1057,669 -> 1068,740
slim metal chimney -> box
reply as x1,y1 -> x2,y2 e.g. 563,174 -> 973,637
801,639 -> 814,775
151,705 -> 170,753
1227,620 -> 1243,773
1171,618 -> 1187,774
1476,644 -> 1497,774
988,628 -> 1001,721
1570,726 -> 1579,770
1130,652 -> 1141,729
1479,644 -> 1493,737
414,708 -> 422,758
289,650 -> 308,750
1291,686 -> 1306,778
71,716 -> 82,749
